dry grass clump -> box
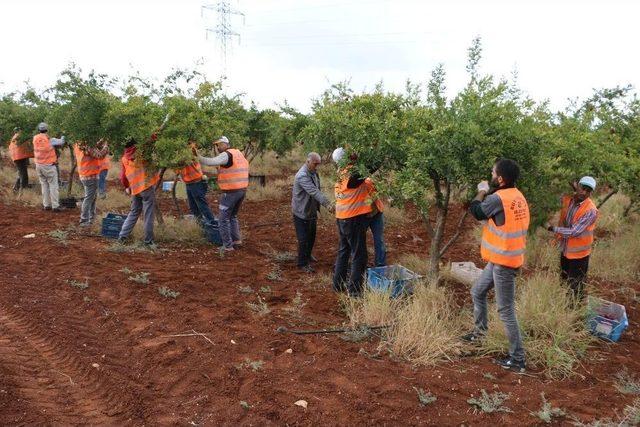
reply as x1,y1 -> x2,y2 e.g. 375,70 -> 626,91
591,220 -> 640,284
250,148 -> 306,176
596,193 -> 629,235
245,179 -> 288,202
395,253 -> 429,276
129,215 -> 206,244
482,272 -> 593,379
525,229 -> 559,272
382,205 -> 408,227
341,288 -> 399,328
99,188 -> 132,211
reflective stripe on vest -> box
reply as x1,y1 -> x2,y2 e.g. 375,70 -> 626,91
217,148 -> 249,190
122,157 -> 160,196
334,168 -> 373,219
480,187 -> 530,268
74,144 -> 102,178
33,134 -> 56,165
179,162 -> 204,183
9,137 -> 33,161
557,195 -> 597,259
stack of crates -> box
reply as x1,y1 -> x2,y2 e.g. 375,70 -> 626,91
586,297 -> 629,342
366,265 -> 421,298
101,213 -> 127,239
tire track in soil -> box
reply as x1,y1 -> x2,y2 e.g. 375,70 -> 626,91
0,304 -> 142,425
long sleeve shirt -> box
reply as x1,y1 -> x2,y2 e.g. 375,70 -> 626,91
553,198 -> 598,256
50,136 -> 65,147
198,152 -> 232,168
292,164 -> 331,219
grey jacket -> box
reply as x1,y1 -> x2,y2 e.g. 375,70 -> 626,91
292,164 -> 331,220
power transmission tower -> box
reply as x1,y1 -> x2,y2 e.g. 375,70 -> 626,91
202,1 -> 245,70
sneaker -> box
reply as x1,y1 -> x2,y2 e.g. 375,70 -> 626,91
299,265 -> 315,273
52,207 -> 63,212
223,246 -> 235,252
79,221 -> 92,227
43,206 -> 52,211
233,241 -> 243,249
495,357 -> 526,373
461,331 -> 485,344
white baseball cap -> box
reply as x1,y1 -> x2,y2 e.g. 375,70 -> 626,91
215,136 -> 230,145
332,147 -> 345,163
578,176 -> 596,191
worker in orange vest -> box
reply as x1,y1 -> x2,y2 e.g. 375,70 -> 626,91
198,136 -> 249,252
463,158 -> 530,374
97,143 -> 111,199
117,136 -> 160,246
74,140 -> 108,226
331,147 -> 375,297
8,128 -> 34,192
32,122 -> 65,211
545,176 -> 598,302
176,141 -> 216,228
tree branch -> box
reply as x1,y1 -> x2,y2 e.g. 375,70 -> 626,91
597,189 -> 618,209
439,209 -> 470,258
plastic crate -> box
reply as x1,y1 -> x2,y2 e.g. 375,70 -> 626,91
203,220 -> 222,246
101,213 -> 127,239
162,181 -> 174,191
367,265 -> 421,298
586,297 -> 629,342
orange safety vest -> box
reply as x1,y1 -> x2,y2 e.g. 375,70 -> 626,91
178,161 -> 204,183
121,156 -> 160,196
100,155 -> 110,172
217,148 -> 249,191
480,187 -> 530,269
365,177 -> 384,212
9,136 -> 33,161
556,195 -> 598,259
334,167 -> 374,219
33,133 -> 57,165
74,144 -> 102,179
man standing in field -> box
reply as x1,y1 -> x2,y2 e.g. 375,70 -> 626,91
74,140 -> 109,226
291,152 -> 334,273
332,147 -> 375,297
177,140 -> 217,228
198,136 -> 249,252
463,158 -> 530,374
32,122 -> 65,211
545,176 -> 598,302
98,144 -> 110,199
8,128 -> 33,192
118,136 -> 160,246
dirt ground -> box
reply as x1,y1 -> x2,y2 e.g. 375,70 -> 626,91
0,178 -> 638,426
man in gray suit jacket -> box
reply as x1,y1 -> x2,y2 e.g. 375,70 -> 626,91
292,152 -> 334,272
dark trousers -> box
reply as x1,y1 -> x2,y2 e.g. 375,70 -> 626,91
333,215 -> 368,296
367,212 -> 387,267
13,159 -> 29,191
186,180 -> 217,227
560,255 -> 589,301
293,215 -> 317,267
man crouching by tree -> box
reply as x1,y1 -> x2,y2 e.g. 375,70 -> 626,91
117,135 -> 160,247
462,158 -> 530,374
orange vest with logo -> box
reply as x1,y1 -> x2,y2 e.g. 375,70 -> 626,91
556,195 -> 597,259
217,148 -> 249,190
121,156 -> 160,196
74,144 -> 102,179
364,177 -> 384,212
335,167 -> 374,219
100,155 -> 110,172
33,133 -> 57,165
9,136 -> 33,161
480,187 -> 530,268
178,161 -> 204,183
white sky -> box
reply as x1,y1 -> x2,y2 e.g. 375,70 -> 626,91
1,0 -> 639,112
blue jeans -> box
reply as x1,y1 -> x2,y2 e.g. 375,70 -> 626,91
119,186 -> 155,244
98,169 -> 108,195
186,180 -> 217,227
219,190 -> 246,249
367,212 -> 387,267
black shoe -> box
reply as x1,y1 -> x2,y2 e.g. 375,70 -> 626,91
52,207 -> 62,212
299,265 -> 315,273
461,331 -> 485,344
495,357 -> 526,373
43,206 -> 52,211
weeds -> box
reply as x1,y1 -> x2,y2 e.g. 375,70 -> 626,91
483,373 -> 497,381
158,286 -> 180,299
413,387 -> 437,407
238,285 -> 254,294
237,358 -> 264,372
591,221 -> 640,284
66,279 -> 89,290
341,288 -> 398,328
266,264 -> 282,281
532,393 -> 566,423
284,291 -> 307,318
572,398 -> 640,427
128,272 -> 150,285
119,267 -> 133,274
615,369 -> 640,395
467,389 -> 512,413
259,286 -> 272,294
246,296 -> 271,316
240,401 -> 250,410
48,229 -> 69,245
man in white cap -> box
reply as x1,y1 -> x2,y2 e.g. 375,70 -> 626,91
198,136 -> 249,251
545,176 -> 598,302
32,122 -> 65,211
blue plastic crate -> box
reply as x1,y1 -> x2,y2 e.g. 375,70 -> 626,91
203,221 -> 222,246
367,265 -> 421,298
586,297 -> 629,342
101,213 -> 127,239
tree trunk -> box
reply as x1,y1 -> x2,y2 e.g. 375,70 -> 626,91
171,178 -> 182,217
597,189 -> 618,209
154,168 -> 166,225
67,144 -> 77,198
427,177 -> 451,279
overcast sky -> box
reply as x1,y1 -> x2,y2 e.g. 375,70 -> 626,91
1,0 -> 638,112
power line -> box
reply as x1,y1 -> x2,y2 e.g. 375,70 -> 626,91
202,1 -> 245,70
